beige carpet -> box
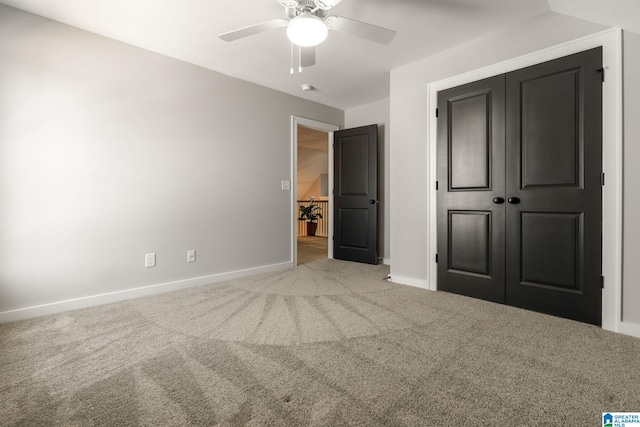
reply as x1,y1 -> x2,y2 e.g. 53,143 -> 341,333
1,259 -> 639,426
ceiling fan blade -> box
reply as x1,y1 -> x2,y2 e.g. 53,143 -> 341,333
301,46 -> 316,67
314,0 -> 343,10
219,19 -> 288,42
325,16 -> 396,45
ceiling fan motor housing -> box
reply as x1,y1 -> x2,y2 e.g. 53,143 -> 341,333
286,0 -> 328,19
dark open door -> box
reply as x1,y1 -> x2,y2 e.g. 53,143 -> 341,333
437,47 -> 603,325
437,75 -> 506,303
505,48 -> 603,325
334,124 -> 378,264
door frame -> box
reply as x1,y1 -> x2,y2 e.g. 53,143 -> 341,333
291,116 -> 340,267
427,28 -> 623,332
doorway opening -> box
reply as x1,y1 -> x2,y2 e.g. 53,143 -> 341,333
297,124 -> 329,265
291,117 -> 339,267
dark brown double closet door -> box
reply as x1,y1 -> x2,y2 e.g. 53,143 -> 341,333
437,47 -> 603,325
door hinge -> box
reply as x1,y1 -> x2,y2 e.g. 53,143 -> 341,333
597,67 -> 605,83
601,172 -> 605,186
436,181 -> 439,190
435,108 -> 439,118
435,254 -> 438,263
601,275 -> 605,289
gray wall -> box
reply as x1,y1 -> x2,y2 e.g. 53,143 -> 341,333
0,6 -> 343,315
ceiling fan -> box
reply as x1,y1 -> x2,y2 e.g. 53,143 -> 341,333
218,0 -> 396,69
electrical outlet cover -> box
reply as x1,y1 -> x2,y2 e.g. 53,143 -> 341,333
145,253 -> 156,268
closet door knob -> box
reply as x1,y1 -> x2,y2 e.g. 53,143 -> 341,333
493,197 -> 505,204
507,197 -> 521,204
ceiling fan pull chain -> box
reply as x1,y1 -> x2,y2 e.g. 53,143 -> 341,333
290,42 -> 294,74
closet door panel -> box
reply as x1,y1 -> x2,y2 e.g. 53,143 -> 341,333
505,47 -> 603,325
437,75 -> 506,304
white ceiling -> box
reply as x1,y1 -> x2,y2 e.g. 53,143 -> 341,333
548,0 -> 640,34
1,0 -> 628,110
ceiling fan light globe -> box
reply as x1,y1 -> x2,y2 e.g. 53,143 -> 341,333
287,13 -> 328,47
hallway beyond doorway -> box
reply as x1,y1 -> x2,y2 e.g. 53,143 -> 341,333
297,236 -> 327,265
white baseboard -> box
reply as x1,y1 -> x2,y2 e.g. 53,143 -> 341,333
382,258 -> 391,266
0,261 -> 293,324
389,275 -> 432,291
619,321 -> 640,339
